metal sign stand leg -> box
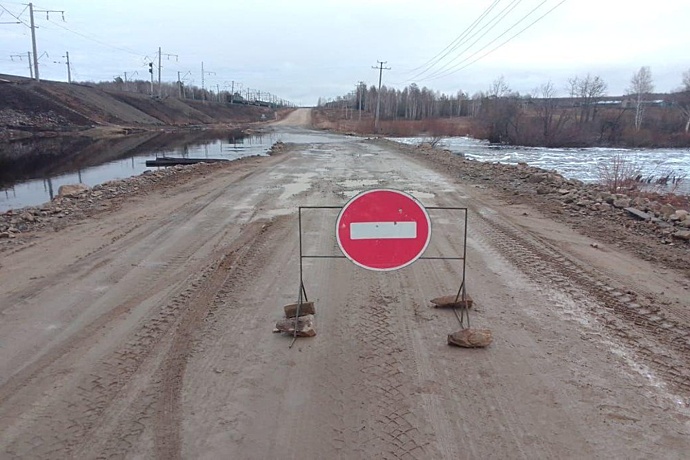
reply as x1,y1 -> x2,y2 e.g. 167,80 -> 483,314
290,208 -> 308,348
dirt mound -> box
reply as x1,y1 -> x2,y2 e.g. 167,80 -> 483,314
0,74 -> 278,139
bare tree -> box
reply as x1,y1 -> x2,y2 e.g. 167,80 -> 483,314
668,69 -> 690,133
566,77 -> 579,98
627,66 -> 654,131
488,76 -> 510,98
570,73 -> 608,124
534,81 -> 570,145
682,69 -> 690,91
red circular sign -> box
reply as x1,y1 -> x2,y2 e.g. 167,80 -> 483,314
336,189 -> 431,271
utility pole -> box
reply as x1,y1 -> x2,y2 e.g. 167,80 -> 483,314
156,48 -> 178,97
176,71 -> 191,99
29,3 -> 39,81
200,62 -> 215,100
64,51 -> 71,83
10,53 -> 33,79
230,80 -> 235,104
27,3 -> 65,82
122,71 -> 137,91
358,81 -> 364,121
372,61 -> 390,131
158,47 -> 162,96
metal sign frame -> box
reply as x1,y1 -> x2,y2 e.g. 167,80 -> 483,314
290,205 -> 469,347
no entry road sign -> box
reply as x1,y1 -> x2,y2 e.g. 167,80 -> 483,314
336,189 -> 431,271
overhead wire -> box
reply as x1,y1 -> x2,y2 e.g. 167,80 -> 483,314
0,3 -> 30,27
404,0 -> 503,75
425,0 -> 549,79
424,0 -> 568,82
42,17 -> 147,57
407,0 -> 524,82
394,0 -> 568,88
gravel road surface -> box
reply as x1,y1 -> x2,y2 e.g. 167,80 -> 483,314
1,109 -> 689,459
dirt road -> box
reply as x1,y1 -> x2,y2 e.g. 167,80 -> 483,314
1,109 -> 689,459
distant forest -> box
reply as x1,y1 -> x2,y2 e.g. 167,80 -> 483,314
319,69 -> 690,148
85,78 -> 294,108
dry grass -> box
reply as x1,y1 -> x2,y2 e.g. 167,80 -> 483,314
311,109 -> 482,137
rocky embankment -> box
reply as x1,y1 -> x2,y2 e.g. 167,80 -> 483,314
0,162 -> 224,246
0,143 -> 287,251
391,140 -> 690,273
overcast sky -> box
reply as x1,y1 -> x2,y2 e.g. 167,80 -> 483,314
1,0 -> 688,106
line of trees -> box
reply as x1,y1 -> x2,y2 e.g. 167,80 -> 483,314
81,78 -> 295,108
319,83 -> 470,120
320,68 -> 690,147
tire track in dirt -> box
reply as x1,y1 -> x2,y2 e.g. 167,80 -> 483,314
1,233 -> 233,458
0,187 -> 238,412
176,215 -> 300,456
4,219 -> 275,459
187,206 -> 358,458
405,225 -> 564,459
0,156 -> 294,458
0,154 -> 287,312
65,207 -> 290,458
353,269 -> 439,459
461,202 -> 690,397
152,218 -> 281,460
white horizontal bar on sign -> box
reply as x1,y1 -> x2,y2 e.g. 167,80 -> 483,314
350,221 -> 417,240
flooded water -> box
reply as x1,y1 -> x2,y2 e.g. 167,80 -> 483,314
5,129 -> 688,212
393,136 -> 690,195
0,128 -> 361,212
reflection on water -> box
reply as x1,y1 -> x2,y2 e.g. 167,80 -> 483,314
0,128 -> 364,212
0,130 -> 263,212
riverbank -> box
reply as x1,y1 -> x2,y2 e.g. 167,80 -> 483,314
0,141 -> 288,249
385,139 -> 689,274
0,74 -> 283,141
312,107 -> 690,149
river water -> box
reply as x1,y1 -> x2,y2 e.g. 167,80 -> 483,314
0,129 -> 354,212
2,130 -> 689,212
393,136 -> 690,195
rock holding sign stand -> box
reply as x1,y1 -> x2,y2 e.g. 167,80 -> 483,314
431,294 -> 473,309
447,329 -> 493,348
275,314 -> 316,337
283,301 -> 315,318
274,302 -> 317,338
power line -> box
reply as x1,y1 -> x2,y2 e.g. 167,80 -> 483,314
405,0 -> 503,75
394,0 -> 524,85
41,16 -> 146,57
0,3 -> 30,27
420,0 -> 534,81
395,0 -> 568,87
425,0 -> 569,82
415,0 -> 524,81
